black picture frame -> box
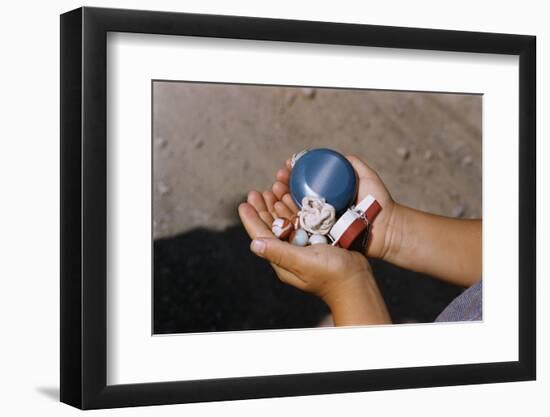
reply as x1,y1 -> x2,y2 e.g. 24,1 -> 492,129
60,6 -> 536,410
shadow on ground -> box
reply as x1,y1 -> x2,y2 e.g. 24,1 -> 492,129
154,225 -> 463,334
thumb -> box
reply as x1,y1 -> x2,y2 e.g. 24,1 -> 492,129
250,238 -> 305,274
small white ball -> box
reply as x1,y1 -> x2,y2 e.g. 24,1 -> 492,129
289,228 -> 309,246
308,234 -> 328,245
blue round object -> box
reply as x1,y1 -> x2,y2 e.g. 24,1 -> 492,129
290,148 -> 357,214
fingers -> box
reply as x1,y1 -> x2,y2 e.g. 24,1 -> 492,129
250,238 -> 306,278
262,191 -> 279,220
247,190 -> 268,212
247,191 -> 273,227
346,154 -> 379,179
272,180 -> 289,200
274,201 -> 294,219
238,202 -> 274,240
239,201 -> 306,289
282,194 -> 300,214
276,167 -> 291,185
272,181 -> 299,216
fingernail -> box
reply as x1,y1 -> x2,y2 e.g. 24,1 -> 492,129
250,239 -> 266,255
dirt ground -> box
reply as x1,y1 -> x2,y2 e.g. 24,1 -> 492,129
152,82 -> 481,334
153,83 -> 481,238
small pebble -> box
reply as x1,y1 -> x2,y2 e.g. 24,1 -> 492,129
424,150 -> 433,161
289,228 -> 309,246
194,139 -> 204,149
154,137 -> 167,148
286,92 -> 297,105
272,218 -> 294,240
396,147 -> 410,160
157,182 -> 171,196
452,204 -> 466,218
301,88 -> 316,99
462,155 -> 473,166
309,234 -> 328,245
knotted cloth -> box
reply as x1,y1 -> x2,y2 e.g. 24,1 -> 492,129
298,196 -> 336,235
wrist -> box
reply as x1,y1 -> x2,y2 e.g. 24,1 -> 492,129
322,272 -> 391,326
321,271 -> 367,306
379,202 -> 405,264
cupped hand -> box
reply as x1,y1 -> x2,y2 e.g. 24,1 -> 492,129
238,191 -> 391,325
271,155 -> 398,260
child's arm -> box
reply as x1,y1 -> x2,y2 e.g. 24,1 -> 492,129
384,205 -> 481,288
271,155 -> 481,288
239,193 -> 391,326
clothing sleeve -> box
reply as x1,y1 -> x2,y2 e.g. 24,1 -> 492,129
435,280 -> 482,322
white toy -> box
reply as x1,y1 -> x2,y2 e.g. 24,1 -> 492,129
289,228 -> 309,246
308,234 -> 328,245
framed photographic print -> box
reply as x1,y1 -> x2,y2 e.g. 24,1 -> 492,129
60,6 -> 536,409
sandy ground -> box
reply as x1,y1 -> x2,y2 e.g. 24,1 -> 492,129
152,82 -> 481,333
153,83 -> 481,239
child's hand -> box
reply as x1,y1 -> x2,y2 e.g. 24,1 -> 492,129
269,155 -> 398,260
238,191 -> 391,326
267,154 -> 481,287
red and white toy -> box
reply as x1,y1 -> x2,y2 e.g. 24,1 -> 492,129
328,194 -> 382,249
271,218 -> 294,240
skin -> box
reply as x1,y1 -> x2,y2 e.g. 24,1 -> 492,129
238,154 -> 482,326
272,155 -> 482,287
238,196 -> 391,326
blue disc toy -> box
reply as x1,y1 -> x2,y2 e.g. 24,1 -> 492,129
289,148 -> 358,214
